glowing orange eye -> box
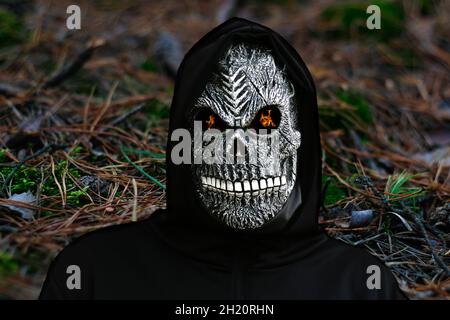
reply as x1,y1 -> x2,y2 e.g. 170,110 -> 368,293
250,106 -> 281,132
194,109 -> 227,131
260,109 -> 276,128
206,115 -> 215,129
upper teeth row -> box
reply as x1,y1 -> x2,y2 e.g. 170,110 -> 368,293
201,176 -> 287,192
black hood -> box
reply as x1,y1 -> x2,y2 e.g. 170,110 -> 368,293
151,17 -> 327,266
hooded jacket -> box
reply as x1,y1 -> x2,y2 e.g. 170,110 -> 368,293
39,18 -> 405,300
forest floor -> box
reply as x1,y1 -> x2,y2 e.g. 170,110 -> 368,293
0,0 -> 449,299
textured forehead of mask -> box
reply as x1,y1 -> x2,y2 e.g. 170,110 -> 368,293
195,43 -> 295,127
191,42 -> 301,230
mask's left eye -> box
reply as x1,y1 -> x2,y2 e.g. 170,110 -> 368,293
249,105 -> 281,131
194,109 -> 227,131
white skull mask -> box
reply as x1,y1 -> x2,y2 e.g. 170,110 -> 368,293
191,43 -> 301,229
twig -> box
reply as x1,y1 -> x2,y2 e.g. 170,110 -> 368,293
109,103 -> 146,127
42,39 -> 105,89
90,81 -> 118,132
0,83 -> 23,97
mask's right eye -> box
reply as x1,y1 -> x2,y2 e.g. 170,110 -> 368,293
194,109 -> 227,131
249,105 -> 281,133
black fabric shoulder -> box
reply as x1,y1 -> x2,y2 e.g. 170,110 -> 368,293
315,237 -> 407,300
39,219 -> 154,300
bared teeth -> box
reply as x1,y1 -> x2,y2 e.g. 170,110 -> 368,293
226,181 -> 234,192
259,179 -> 267,190
274,177 -> 280,187
201,175 -> 288,196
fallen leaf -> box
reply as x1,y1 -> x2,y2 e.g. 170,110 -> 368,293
3,191 -> 36,219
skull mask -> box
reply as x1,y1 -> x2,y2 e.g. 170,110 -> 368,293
191,43 -> 301,230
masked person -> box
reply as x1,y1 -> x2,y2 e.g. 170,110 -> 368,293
40,18 -> 405,300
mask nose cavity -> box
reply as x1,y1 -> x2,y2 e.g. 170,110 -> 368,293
225,129 -> 253,163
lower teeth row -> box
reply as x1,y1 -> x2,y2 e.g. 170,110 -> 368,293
201,175 -> 287,194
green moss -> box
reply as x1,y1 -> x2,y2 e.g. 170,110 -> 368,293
145,98 -> 170,128
0,252 -> 18,277
319,89 -> 373,134
66,187 -> 89,206
336,89 -> 373,125
322,176 -> 347,206
1,161 -> 88,208
0,149 -> 8,163
320,0 -> 405,42
380,44 -> 420,69
165,86 -> 174,96
41,161 -> 82,196
413,0 -> 436,15
140,59 -> 158,73
0,9 -> 27,48
70,145 -> 84,155
0,166 -> 40,194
